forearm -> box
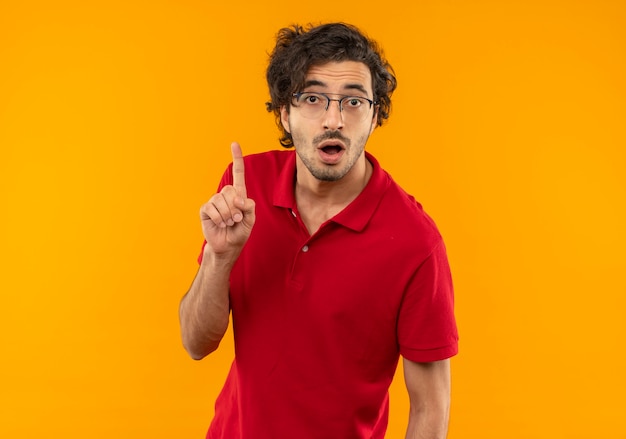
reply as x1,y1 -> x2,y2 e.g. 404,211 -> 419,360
179,250 -> 234,360
405,403 -> 450,439
403,359 -> 451,439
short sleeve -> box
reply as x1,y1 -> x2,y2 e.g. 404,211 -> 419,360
398,239 -> 458,362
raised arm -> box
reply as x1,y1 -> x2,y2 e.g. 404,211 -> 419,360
403,358 -> 451,439
179,142 -> 256,360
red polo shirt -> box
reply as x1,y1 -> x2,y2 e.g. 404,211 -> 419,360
201,150 -> 458,439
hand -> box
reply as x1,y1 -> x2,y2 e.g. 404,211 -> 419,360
200,142 -> 256,258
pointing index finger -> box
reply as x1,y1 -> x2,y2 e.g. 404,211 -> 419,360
230,141 -> 247,198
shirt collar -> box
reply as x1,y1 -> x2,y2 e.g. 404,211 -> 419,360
273,151 -> 389,232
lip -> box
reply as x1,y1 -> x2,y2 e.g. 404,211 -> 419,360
317,140 -> 346,164
317,139 -> 346,150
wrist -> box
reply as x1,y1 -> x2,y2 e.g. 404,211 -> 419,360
201,245 -> 240,270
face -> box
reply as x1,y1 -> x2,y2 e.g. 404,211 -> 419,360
280,61 -> 378,182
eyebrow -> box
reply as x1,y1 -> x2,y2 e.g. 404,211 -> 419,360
302,80 -> 369,96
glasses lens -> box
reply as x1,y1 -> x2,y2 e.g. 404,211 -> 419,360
340,97 -> 370,120
293,93 -> 372,121
294,93 -> 326,119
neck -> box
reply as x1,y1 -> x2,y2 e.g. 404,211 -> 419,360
294,156 -> 372,234
297,155 -> 371,200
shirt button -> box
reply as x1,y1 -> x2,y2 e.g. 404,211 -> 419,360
302,245 -> 309,252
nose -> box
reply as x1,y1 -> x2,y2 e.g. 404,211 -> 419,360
323,99 -> 344,130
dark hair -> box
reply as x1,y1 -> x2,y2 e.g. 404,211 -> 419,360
265,22 -> 397,148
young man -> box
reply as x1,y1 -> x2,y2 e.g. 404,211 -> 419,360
179,22 -> 458,439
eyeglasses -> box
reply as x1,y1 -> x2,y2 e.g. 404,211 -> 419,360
291,92 -> 377,121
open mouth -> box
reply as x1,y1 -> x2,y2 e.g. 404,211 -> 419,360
316,136 -> 347,164
321,144 -> 343,155
318,139 -> 345,155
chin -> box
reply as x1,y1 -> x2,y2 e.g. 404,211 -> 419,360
311,167 -> 347,182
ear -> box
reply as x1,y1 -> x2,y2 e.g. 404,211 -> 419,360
369,106 -> 379,134
280,105 -> 291,133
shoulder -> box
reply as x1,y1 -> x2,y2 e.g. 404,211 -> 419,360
243,149 -> 294,170
388,182 -> 440,235
218,149 -> 293,192
238,149 -> 295,203
373,168 -> 444,255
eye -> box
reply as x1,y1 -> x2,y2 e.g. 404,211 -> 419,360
301,93 -> 324,105
344,97 -> 364,108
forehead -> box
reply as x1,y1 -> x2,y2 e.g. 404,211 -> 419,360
304,61 -> 372,95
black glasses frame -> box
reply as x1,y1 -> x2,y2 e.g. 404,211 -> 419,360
291,92 -> 377,114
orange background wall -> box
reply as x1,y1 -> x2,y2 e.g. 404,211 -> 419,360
1,0 -> 625,438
